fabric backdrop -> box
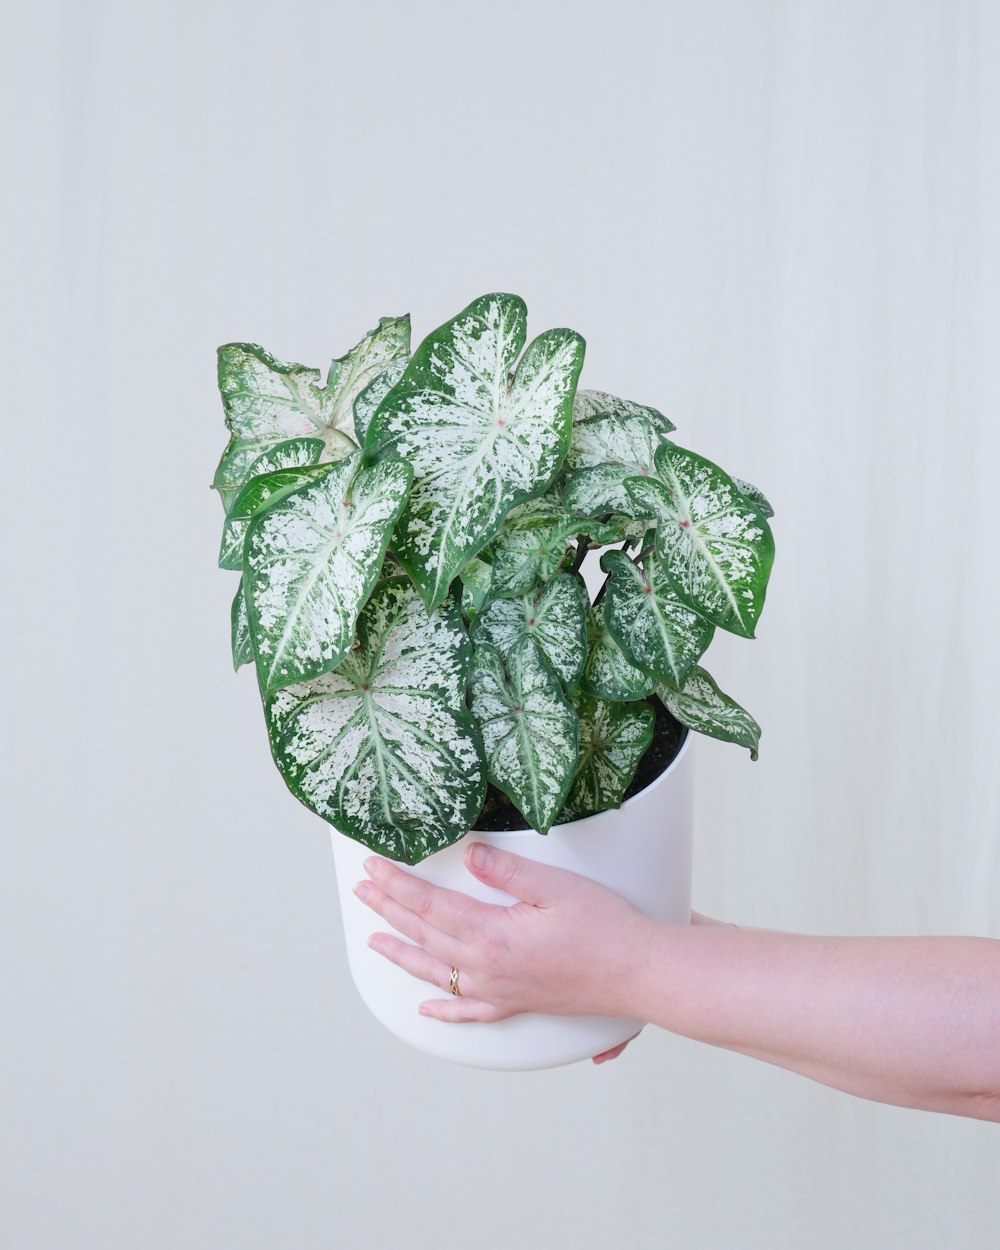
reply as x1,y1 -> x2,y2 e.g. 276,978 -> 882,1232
2,1 -> 998,1247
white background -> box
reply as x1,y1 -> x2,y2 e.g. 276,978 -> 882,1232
3,1 -> 999,1247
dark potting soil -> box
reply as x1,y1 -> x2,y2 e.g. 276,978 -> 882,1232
473,696 -> 686,832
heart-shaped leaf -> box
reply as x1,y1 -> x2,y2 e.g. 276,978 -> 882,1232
231,580 -> 252,671
353,356 -> 409,447
470,638 -> 579,834
265,579 -> 486,863
563,409 -> 670,520
219,462 -> 333,570
365,293 -> 585,612
656,668 -> 761,759
244,451 -> 412,696
733,476 -> 775,519
601,549 -> 715,689
579,600 -> 654,702
471,573 -> 588,690
572,389 -> 675,432
486,493 -> 621,598
559,693 -> 655,822
625,442 -> 774,639
213,316 -> 409,508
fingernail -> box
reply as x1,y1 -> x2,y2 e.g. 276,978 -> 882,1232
354,881 -> 373,903
418,1004 -> 431,1016
363,856 -> 380,877
367,934 -> 383,952
467,843 -> 493,872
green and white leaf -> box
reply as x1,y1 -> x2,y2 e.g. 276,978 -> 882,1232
352,355 -> 409,446
459,557 -> 493,622
601,549 -> 716,689
626,442 -> 774,639
213,316 -> 409,507
244,452 -> 412,696
559,693 -> 655,822
657,667 -> 761,760
486,498 -> 621,599
733,476 -> 775,519
470,638 -> 579,834
579,600 -> 654,702
471,573 -> 588,690
572,389 -> 675,432
231,579 -> 252,671
219,463 -> 333,570
265,579 -> 486,864
564,410 -> 669,521
243,436 -> 326,479
365,293 -> 585,612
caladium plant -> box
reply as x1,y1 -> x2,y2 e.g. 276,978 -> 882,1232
214,293 -> 775,864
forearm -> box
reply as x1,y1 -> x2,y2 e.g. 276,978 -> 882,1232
633,922 -> 1000,1121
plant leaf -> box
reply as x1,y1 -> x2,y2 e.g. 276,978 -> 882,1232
352,355 -> 409,446
485,494 -> 620,598
365,293 -> 585,612
458,557 -> 493,622
213,317 -> 409,508
559,693 -> 655,822
572,389 -> 675,432
601,549 -> 715,689
219,463 -> 333,570
579,600 -> 654,702
563,409 -> 669,519
470,638 -> 579,834
625,442 -> 775,639
265,579 -> 486,863
733,476 -> 775,519
656,668 -> 761,759
231,579 -> 253,671
471,573 -> 588,690
244,452 -> 412,696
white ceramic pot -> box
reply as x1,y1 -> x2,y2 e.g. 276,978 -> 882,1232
330,727 -> 694,1071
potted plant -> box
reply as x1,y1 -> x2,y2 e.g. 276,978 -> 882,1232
213,293 -> 774,1070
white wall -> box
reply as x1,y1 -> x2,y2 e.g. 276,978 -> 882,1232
2,2 -> 998,1247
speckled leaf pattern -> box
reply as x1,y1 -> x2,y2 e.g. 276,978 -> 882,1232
459,557 -> 493,622
219,463 -> 333,570
365,293 -> 585,612
352,356 -> 409,447
244,452 -> 412,696
732,476 -> 775,519
559,693 -> 655,822
231,580 -> 252,671
213,317 -> 409,508
563,411 -> 669,519
601,549 -> 715,690
265,579 -> 486,863
579,600 -> 654,702
572,389 -> 675,432
471,574 -> 588,690
486,494 -> 620,598
657,668 -> 761,760
626,442 -> 774,639
470,638 -> 579,834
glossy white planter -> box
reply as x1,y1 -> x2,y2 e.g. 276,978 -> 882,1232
330,727 -> 694,1070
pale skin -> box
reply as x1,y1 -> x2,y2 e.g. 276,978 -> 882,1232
353,842 -> 1000,1123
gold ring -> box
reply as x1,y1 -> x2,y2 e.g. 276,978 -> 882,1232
449,967 -> 461,997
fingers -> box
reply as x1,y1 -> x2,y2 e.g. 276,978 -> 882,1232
367,932 -> 456,995
419,996 -> 506,1024
463,842 -> 573,906
354,878 -> 463,967
591,1031 -> 641,1064
361,856 -> 488,942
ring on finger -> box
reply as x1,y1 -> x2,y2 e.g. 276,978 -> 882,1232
449,966 -> 461,997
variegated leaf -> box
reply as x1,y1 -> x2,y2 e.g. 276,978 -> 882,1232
265,579 -> 486,863
213,316 -> 409,507
219,463 -> 333,570
352,356 -> 409,447
579,600 -> 654,702
626,442 -> 774,639
733,476 -> 775,519
486,496 -> 621,598
563,409 -> 669,520
572,389 -> 675,431
601,549 -> 715,689
365,293 -> 585,612
559,693 -> 655,822
657,668 -> 761,759
470,638 -> 579,834
459,557 -> 493,622
471,573 -> 588,690
231,579 -> 252,671
244,452 -> 412,696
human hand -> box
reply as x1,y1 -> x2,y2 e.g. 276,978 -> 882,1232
353,841 -> 655,1025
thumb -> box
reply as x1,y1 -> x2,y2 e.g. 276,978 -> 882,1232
463,842 -> 570,906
